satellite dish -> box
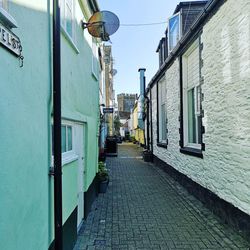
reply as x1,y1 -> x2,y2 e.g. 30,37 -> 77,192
110,69 -> 117,76
82,11 -> 120,41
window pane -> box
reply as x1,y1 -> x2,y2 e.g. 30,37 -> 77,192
60,0 -> 65,25
61,125 -> 67,153
0,0 -> 8,10
161,104 -> 167,141
66,1 -> 73,37
169,14 -> 180,51
188,88 -> 196,143
67,126 -> 72,151
197,115 -> 202,144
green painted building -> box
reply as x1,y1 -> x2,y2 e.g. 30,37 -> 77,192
0,0 -> 101,249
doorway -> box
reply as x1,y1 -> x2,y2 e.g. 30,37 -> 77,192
75,123 -> 85,231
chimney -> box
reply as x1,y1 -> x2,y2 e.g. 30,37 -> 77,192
138,68 -> 146,129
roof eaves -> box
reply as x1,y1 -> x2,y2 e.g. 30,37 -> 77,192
146,0 -> 225,93
174,0 -> 209,14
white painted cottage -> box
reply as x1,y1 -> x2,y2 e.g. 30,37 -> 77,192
145,0 -> 250,237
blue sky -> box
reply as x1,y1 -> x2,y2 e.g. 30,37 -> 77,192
98,0 -> 190,96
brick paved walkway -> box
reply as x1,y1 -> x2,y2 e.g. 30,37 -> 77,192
74,143 -> 250,250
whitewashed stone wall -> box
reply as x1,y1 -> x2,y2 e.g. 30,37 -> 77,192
151,0 -> 250,215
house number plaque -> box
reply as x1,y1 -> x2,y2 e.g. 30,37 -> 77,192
0,23 -> 21,56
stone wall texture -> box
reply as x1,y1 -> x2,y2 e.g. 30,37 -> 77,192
151,0 -> 250,215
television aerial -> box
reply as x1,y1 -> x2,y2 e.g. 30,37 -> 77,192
82,11 -> 120,41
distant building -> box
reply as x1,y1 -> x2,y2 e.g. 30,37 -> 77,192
117,93 -> 137,113
103,45 -> 115,136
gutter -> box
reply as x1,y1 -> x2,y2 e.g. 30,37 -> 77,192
146,0 -> 226,94
88,0 -> 100,13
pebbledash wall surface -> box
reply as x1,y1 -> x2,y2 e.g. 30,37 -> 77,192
148,0 -> 250,236
0,1 -> 100,250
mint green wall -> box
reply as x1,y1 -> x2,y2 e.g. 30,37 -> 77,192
62,161 -> 78,223
0,1 -> 99,249
0,1 -> 51,250
60,19 -> 100,192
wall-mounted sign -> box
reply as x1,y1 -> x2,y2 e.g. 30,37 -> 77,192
103,107 -> 114,113
0,23 -> 21,56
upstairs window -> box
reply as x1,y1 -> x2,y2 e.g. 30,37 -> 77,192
168,12 -> 181,53
0,0 -> 17,28
92,38 -> 99,80
157,38 -> 167,67
61,0 -> 75,40
0,0 -> 8,10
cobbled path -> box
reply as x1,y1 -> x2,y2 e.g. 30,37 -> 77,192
74,143 -> 250,250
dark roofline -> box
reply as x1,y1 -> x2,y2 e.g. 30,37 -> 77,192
156,38 -> 166,52
174,0 -> 208,14
146,0 -> 226,94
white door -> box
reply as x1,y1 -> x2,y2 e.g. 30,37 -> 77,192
75,124 -> 85,231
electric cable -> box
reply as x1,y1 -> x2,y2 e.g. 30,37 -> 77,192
120,21 -> 168,27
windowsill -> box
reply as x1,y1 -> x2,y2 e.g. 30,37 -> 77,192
62,153 -> 79,166
0,7 -> 18,28
61,26 -> 79,54
51,153 -> 79,167
180,147 -> 203,158
157,142 -> 168,149
92,71 -> 99,81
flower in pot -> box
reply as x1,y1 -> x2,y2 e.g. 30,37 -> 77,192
98,161 -> 109,193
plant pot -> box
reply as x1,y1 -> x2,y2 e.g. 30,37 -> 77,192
99,179 -> 109,193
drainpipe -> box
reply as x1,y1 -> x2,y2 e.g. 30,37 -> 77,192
150,88 -> 153,154
145,96 -> 150,150
52,0 -> 63,249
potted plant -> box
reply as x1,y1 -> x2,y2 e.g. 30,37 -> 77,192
97,161 -> 109,193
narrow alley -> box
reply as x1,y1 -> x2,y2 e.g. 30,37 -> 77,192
74,143 -> 249,250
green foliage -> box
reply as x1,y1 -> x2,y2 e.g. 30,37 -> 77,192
130,136 -> 136,142
98,161 -> 109,182
114,115 -> 122,135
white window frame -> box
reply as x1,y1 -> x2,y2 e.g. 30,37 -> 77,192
168,12 -> 181,54
92,38 -> 99,80
0,0 -> 18,28
158,77 -> 167,143
51,120 -> 78,166
60,0 -> 79,52
182,39 -> 201,150
0,0 -> 8,10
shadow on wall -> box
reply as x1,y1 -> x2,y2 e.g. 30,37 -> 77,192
0,1 -> 96,250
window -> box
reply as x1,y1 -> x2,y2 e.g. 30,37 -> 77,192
168,12 -> 181,53
52,124 -> 73,154
182,40 -> 202,150
158,77 -> 167,143
0,0 -> 8,10
92,38 -> 99,79
61,125 -> 73,153
61,0 -> 75,40
157,38 -> 167,67
0,0 -> 17,28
